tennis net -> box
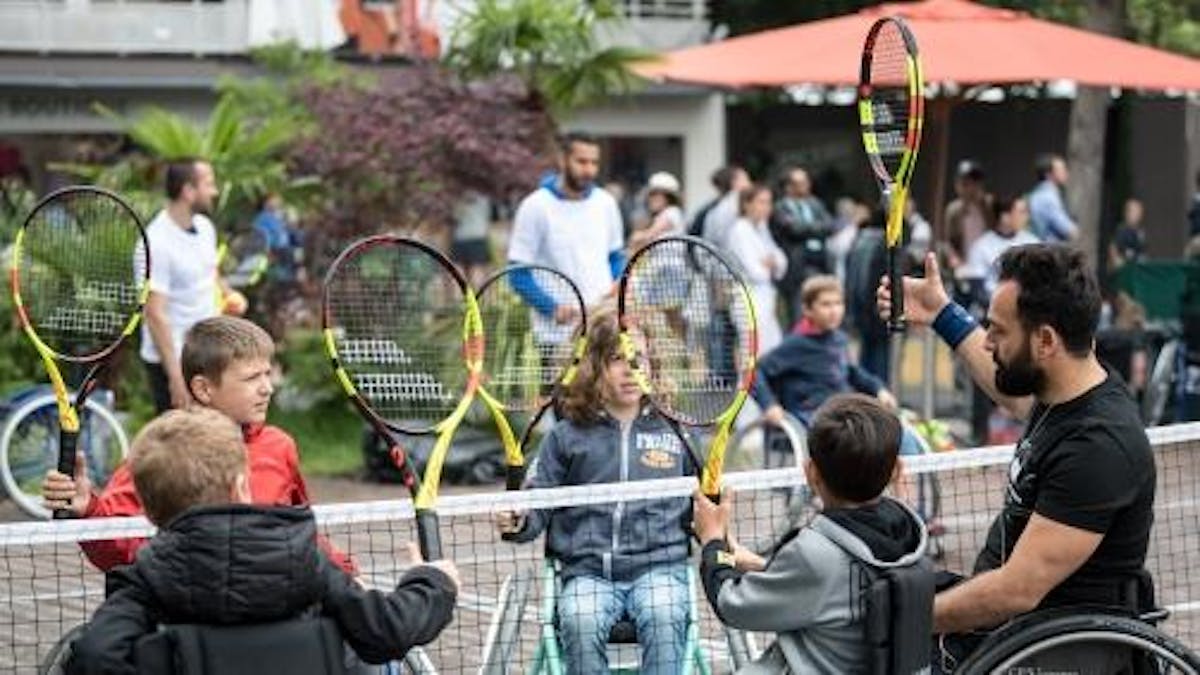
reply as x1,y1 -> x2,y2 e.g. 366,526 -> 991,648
2,422 -> 1198,673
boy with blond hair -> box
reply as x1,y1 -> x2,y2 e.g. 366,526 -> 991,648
66,408 -> 459,674
41,316 -> 354,573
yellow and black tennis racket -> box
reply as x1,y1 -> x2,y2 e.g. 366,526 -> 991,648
323,235 -> 482,560
617,235 -> 757,501
859,15 -> 925,333
475,264 -> 587,491
9,186 -> 149,519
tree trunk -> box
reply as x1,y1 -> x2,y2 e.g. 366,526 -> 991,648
1066,0 -> 1125,267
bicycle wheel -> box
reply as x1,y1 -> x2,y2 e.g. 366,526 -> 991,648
957,613 -> 1200,674
0,392 -> 129,520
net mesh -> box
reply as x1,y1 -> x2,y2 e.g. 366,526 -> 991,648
621,238 -> 755,426
476,266 -> 585,413
2,424 -> 1198,673
16,190 -> 145,358
864,20 -> 912,176
325,241 -> 470,429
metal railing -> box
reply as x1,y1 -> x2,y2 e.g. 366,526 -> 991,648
618,0 -> 708,20
0,0 -> 250,56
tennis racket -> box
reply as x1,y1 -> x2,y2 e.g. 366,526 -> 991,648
323,235 -> 482,560
475,264 -> 587,491
617,235 -> 757,501
9,186 -> 149,520
859,15 -> 925,333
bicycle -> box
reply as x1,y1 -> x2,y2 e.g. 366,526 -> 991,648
0,385 -> 129,520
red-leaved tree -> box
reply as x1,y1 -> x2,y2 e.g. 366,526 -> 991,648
290,64 -> 554,262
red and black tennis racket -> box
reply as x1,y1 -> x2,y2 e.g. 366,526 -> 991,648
859,15 -> 925,333
9,186 -> 149,519
617,235 -> 757,501
323,235 -> 482,560
475,264 -> 587,491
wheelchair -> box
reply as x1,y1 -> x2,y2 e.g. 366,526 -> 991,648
38,618 -> 432,675
481,559 -> 719,675
954,607 -> 1200,674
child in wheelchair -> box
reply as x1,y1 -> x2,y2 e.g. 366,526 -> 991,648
65,408 -> 459,674
694,394 -> 932,674
495,309 -> 693,675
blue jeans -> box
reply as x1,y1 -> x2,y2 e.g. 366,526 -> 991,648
557,563 -> 690,675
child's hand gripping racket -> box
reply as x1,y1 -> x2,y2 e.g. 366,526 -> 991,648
617,235 -> 757,502
10,186 -> 149,520
859,15 -> 925,333
323,235 -> 482,560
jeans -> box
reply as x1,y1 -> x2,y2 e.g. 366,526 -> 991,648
557,563 -> 690,675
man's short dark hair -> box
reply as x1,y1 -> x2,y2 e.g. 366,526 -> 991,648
165,158 -> 201,200
710,164 -> 743,193
997,243 -> 1100,356
558,131 -> 599,156
807,394 -> 900,503
1034,153 -> 1059,181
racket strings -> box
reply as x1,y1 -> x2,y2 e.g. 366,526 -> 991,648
17,191 -> 145,357
866,25 -> 914,174
326,242 -> 470,427
623,240 -> 753,426
478,267 -> 584,412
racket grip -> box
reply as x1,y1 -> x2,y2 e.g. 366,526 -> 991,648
415,509 -> 442,561
54,432 -> 79,520
888,245 -> 906,333
505,464 -> 525,491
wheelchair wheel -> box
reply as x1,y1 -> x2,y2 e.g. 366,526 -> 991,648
1144,338 -> 1179,426
0,391 -> 129,520
957,613 -> 1200,674
38,623 -> 86,674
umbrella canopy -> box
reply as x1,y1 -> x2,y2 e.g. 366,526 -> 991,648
640,0 -> 1200,91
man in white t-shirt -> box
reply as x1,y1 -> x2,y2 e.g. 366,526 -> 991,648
507,132 -> 624,345
139,159 -> 240,413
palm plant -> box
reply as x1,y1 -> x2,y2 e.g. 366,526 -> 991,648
444,0 -> 658,116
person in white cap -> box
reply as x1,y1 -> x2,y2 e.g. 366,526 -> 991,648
629,171 -> 685,251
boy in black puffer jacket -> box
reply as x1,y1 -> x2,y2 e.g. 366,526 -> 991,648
67,408 -> 458,675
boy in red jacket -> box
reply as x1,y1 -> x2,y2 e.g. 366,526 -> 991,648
41,316 -> 355,574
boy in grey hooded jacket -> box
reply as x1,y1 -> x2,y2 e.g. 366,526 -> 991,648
695,394 -> 929,674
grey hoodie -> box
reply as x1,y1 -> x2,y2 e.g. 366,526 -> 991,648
504,408 -> 694,582
702,497 -> 928,674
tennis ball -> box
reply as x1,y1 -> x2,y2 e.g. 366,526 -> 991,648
222,290 -> 248,316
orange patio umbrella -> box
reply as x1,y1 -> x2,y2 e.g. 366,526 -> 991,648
640,0 -> 1200,91
640,0 -> 1200,239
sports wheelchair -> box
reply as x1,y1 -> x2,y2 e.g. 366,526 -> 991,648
39,618 -> 431,675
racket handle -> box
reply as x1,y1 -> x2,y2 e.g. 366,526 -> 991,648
505,464 -> 525,491
415,509 -> 442,561
888,245 -> 906,333
54,432 -> 79,520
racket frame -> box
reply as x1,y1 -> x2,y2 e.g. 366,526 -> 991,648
8,185 -> 150,518
859,15 -> 925,333
475,263 -> 588,491
616,235 -> 758,501
322,234 -> 481,560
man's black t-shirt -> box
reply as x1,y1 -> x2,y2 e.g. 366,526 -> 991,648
974,370 -> 1155,609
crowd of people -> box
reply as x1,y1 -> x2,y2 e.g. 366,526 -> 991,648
35,132 -> 1178,674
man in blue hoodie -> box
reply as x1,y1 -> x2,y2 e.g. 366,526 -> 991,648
508,131 -> 625,312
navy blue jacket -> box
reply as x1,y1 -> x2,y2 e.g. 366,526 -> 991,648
506,408 -> 693,582
751,326 -> 884,424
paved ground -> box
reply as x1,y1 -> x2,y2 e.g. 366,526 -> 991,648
2,435 -> 1197,674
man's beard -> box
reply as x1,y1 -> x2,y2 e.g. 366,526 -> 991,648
190,200 -> 212,217
994,343 -> 1045,397
563,170 -> 592,194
